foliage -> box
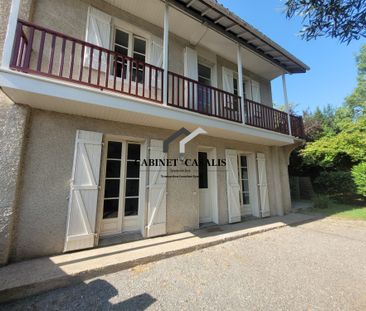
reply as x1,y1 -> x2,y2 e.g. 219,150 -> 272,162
312,194 -> 330,209
313,171 -> 356,195
285,0 -> 366,44
352,162 -> 366,196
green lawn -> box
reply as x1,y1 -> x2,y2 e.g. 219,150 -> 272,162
305,202 -> 366,220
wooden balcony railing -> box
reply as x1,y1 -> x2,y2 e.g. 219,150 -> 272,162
290,115 -> 305,139
10,19 -> 164,103
168,72 -> 242,123
10,20 -> 305,137
244,99 -> 289,135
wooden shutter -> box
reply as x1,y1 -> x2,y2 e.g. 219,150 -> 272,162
184,47 -> 198,80
225,149 -> 241,223
251,80 -> 261,103
84,6 -> 111,70
64,130 -> 103,252
146,139 -> 167,237
222,67 -> 234,93
149,36 -> 163,67
257,153 -> 270,217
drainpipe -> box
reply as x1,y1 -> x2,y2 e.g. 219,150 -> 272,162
237,43 -> 245,123
162,2 -> 169,105
2,0 -> 21,69
282,74 -> 292,136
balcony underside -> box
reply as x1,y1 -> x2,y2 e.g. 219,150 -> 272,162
0,69 -> 296,146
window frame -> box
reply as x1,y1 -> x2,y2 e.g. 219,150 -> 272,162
238,154 -> 250,206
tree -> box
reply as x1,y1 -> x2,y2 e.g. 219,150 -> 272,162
285,0 -> 366,43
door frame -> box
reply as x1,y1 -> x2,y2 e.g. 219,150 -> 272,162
96,134 -> 147,239
236,151 -> 260,218
198,146 -> 219,225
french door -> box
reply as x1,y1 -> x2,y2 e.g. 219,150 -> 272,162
101,140 -> 142,235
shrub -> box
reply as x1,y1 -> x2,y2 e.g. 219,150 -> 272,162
313,171 -> 356,195
352,162 -> 366,197
313,195 -> 330,209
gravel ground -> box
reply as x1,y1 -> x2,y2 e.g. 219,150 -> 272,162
1,217 -> 366,311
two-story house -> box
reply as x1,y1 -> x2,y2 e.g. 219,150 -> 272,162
0,0 -> 308,264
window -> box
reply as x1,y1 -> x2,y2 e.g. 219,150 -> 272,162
124,143 -> 141,216
239,155 -> 250,205
198,63 -> 211,86
103,141 -> 123,219
102,141 -> 141,219
233,77 -> 260,103
113,28 -> 146,82
198,152 -> 208,189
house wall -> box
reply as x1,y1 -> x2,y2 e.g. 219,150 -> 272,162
10,107 -> 292,262
25,0 -> 273,106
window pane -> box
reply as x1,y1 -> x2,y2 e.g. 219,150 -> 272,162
134,37 -> 146,54
240,156 -> 247,167
241,168 -> 248,180
107,141 -> 122,159
106,160 -> 121,178
198,63 -> 211,80
198,152 -> 208,189
233,78 -> 238,95
133,52 -> 145,62
104,179 -> 120,198
125,179 -> 139,197
103,199 -> 119,219
127,161 -> 140,178
124,198 -> 139,216
115,45 -> 128,56
127,144 -> 141,160
115,29 -> 129,47
243,180 -> 249,192
243,193 -> 250,205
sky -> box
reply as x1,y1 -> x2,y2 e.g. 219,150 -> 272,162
219,0 -> 366,114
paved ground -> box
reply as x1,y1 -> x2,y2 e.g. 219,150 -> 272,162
1,217 -> 366,311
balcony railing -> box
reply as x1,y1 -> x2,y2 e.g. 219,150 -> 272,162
244,99 -> 289,135
10,19 -> 305,138
168,72 -> 242,123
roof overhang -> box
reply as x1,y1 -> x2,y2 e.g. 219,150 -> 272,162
170,0 -> 310,74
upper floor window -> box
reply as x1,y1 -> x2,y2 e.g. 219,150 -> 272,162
113,28 -> 146,81
233,77 -> 261,103
198,63 -> 211,86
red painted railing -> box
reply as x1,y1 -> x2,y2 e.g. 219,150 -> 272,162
10,20 -> 305,136
290,115 -> 305,139
244,99 -> 290,135
10,19 -> 164,103
168,72 -> 242,123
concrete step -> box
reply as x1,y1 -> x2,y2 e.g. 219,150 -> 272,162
0,213 -> 315,303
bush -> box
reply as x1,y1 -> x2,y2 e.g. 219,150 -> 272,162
313,171 -> 356,195
313,195 -> 330,209
352,162 -> 366,197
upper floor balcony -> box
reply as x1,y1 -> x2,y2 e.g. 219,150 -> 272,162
9,18 -> 305,139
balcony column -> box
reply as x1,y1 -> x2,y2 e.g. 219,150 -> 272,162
282,74 -> 292,136
236,43 -> 245,123
162,2 -> 170,105
1,0 -> 21,69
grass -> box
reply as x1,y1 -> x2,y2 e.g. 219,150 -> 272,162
305,202 -> 366,220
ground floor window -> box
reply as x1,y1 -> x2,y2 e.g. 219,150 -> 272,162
238,155 -> 250,205
102,140 -> 141,220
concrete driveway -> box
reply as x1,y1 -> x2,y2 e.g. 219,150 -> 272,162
1,217 -> 366,311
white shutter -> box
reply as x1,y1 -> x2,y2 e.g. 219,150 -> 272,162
184,46 -> 198,80
149,36 -> 163,67
251,80 -> 261,103
222,67 -> 234,93
257,153 -> 270,217
146,139 -> 167,237
64,130 -> 103,252
84,7 -> 111,71
225,149 -> 241,223
244,78 -> 252,100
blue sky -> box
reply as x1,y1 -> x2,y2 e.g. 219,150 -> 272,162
219,0 -> 366,114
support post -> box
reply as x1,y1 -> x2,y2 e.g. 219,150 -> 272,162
162,2 -> 169,105
2,0 -> 21,69
282,74 -> 292,136
237,43 -> 245,123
